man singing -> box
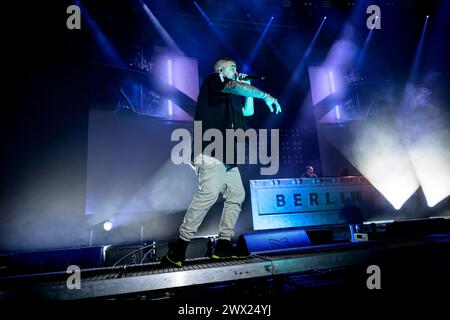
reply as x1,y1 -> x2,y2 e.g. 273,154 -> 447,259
161,58 -> 282,267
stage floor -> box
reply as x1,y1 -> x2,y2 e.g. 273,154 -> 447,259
1,233 -> 449,300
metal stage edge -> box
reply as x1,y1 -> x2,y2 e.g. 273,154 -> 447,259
2,235 -> 447,300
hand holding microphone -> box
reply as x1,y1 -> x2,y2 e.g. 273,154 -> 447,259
236,73 -> 251,84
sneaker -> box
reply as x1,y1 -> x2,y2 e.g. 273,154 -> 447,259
211,239 -> 251,259
160,238 -> 189,268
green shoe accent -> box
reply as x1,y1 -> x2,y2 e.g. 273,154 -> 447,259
160,238 -> 188,268
212,239 -> 251,260
161,255 -> 183,268
167,256 -> 183,267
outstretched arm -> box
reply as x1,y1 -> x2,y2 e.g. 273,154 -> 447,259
222,81 -> 282,114
222,80 -> 267,99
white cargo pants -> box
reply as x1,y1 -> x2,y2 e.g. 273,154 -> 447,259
179,155 -> 245,241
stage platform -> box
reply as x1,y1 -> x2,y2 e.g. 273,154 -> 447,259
1,231 -> 449,300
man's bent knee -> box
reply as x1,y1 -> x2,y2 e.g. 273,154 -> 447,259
196,189 -> 221,203
227,189 -> 245,205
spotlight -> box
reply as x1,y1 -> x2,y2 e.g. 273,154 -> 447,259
103,221 -> 113,231
243,16 -> 274,73
324,16 -> 327,20
426,15 -> 429,18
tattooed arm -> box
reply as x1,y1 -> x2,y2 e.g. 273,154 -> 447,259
235,78 -> 255,117
222,80 -> 267,99
222,81 -> 282,114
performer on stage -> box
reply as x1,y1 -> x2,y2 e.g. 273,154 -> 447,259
161,58 -> 282,267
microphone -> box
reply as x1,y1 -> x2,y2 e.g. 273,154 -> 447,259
237,75 -> 266,81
